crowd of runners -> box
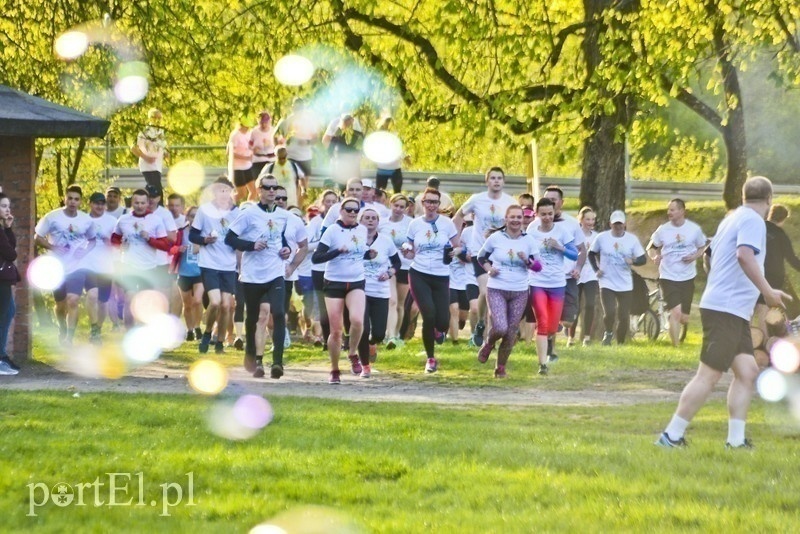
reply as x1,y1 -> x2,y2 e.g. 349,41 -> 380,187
4,104 -> 798,450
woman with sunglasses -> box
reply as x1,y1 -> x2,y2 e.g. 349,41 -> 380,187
379,193 -> 413,349
312,197 -> 369,384
404,188 -> 460,373
476,205 -> 542,378
359,209 -> 401,376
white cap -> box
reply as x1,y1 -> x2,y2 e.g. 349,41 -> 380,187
609,210 -> 626,224
362,178 -> 374,188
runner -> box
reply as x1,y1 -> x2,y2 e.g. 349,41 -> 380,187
312,196 -> 369,384
476,205 -> 541,378
573,207 -> 599,346
588,210 -> 646,345
227,121 -> 255,202
224,175 -> 294,379
171,206 -> 203,342
379,193 -> 413,349
405,188 -> 460,373
34,185 -> 97,345
83,192 -> 118,344
452,167 -> 516,348
309,190 -> 340,349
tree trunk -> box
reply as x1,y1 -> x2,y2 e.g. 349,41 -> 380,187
580,117 -> 627,229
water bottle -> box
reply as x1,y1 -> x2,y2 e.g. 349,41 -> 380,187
443,242 -> 453,265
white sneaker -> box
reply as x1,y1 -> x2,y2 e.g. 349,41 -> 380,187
0,360 -> 19,375
284,327 -> 291,349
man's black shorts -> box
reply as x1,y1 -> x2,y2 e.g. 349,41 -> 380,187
660,278 -> 695,315
699,308 -> 753,372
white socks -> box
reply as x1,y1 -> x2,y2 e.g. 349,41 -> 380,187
664,415 -> 690,441
727,419 -> 746,446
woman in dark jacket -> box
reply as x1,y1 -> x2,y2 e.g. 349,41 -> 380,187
0,192 -> 20,374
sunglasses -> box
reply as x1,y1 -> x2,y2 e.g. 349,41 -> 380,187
261,185 -> 279,191
342,206 -> 360,214
275,196 -> 288,201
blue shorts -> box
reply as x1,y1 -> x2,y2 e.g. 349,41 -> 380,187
54,270 -> 88,301
201,268 -> 237,295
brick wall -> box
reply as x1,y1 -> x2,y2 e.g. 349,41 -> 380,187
0,136 -> 34,360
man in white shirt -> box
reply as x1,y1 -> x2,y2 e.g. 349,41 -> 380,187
275,97 -> 320,178
657,176 -> 791,449
131,108 -> 167,194
647,198 -> 708,346
84,192 -> 119,344
361,179 -> 390,220
189,177 -> 239,354
34,185 -> 97,345
225,175 -> 296,380
145,185 -> 178,294
111,189 -> 170,327
452,167 -> 516,347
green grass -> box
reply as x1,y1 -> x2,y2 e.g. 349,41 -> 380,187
2,392 -> 799,532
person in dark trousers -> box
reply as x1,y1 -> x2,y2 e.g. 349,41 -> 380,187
0,193 -> 20,375
754,203 -> 800,337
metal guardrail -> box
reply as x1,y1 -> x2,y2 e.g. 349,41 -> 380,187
104,166 -> 800,200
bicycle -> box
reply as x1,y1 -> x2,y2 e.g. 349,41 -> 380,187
629,277 -> 687,342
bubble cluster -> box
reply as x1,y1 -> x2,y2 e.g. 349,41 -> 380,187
274,54 -> 315,86
27,256 -> 65,291
363,131 -> 403,165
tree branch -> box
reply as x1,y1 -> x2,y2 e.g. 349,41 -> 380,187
662,75 -> 724,133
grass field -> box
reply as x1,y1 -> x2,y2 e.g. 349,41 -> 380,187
2,390 -> 800,533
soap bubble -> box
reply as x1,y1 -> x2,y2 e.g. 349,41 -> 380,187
274,54 -> 315,86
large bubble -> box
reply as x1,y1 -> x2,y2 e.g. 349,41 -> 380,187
27,256 -> 65,291
757,368 -> 788,402
168,160 -> 206,195
250,506 -> 363,534
274,54 -> 315,86
207,396 -> 274,440
363,131 -> 403,165
54,31 -> 89,60
770,339 -> 800,374
189,360 -> 228,396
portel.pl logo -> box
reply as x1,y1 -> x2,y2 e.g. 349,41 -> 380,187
27,472 -> 196,517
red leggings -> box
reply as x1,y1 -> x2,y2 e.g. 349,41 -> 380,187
531,285 -> 566,336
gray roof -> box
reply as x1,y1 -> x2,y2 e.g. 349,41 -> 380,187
0,85 -> 110,138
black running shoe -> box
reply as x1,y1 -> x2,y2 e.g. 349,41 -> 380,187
199,333 -> 211,354
270,364 -> 284,379
473,321 -> 485,347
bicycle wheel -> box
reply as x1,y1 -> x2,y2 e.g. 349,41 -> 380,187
643,309 -> 660,341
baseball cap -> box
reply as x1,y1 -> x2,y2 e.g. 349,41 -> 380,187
362,178 -> 374,189
144,184 -> 162,198
89,192 -> 106,203
609,210 -> 626,224
426,176 -> 441,188
105,186 -> 121,194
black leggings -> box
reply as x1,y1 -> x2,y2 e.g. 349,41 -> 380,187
141,171 -> 163,194
409,268 -> 450,359
243,278 -> 286,364
358,296 -> 389,365
312,270 -> 330,342
577,280 -> 599,339
234,280 -> 245,323
375,168 -> 403,194
600,288 -> 632,344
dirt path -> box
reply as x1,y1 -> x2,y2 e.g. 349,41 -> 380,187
0,360 -> 724,407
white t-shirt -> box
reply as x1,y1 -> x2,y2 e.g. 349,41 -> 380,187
192,203 -> 239,272
380,215 -> 413,271
479,231 -> 540,291
250,126 -> 276,163
229,129 -> 253,172
460,226 -> 478,287
525,222 -> 573,288
460,192 -> 516,254
137,126 -> 166,173
227,205 -> 293,284
650,219 -> 707,282
589,231 -> 646,292
34,208 -> 97,275
113,212 -> 167,271
106,205 -> 127,219
152,206 -> 177,266
297,222 -> 316,278
282,212 -> 308,282
407,215 -> 458,277
578,229 -> 598,283
276,110 -> 321,162
699,206 -> 766,320
308,215 -> 326,273
319,223 -> 368,282
83,213 -> 119,274
364,233 -> 398,298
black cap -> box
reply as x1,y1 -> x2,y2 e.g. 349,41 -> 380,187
144,184 -> 162,198
89,192 -> 106,203
426,176 -> 440,188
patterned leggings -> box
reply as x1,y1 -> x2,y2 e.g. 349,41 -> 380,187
486,288 -> 529,366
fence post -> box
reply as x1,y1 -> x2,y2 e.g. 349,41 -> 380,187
528,138 -> 540,199
625,135 -> 632,207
